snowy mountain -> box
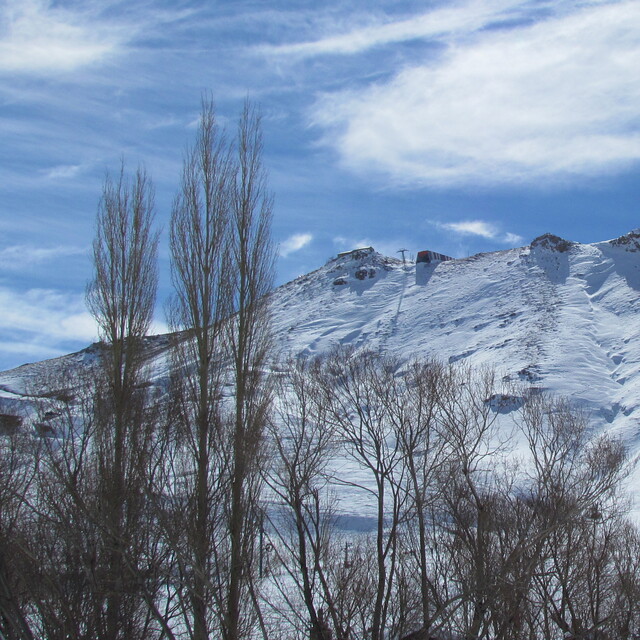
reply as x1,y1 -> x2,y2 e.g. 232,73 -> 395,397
275,231 -> 640,434
2,229 -> 640,461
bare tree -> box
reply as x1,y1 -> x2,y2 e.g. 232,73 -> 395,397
427,364 -> 505,640
394,359 -> 452,636
0,430 -> 38,640
224,99 -> 275,640
88,163 -> 158,386
610,520 -> 640,638
164,96 -> 234,640
318,348 -> 408,640
163,97 -> 274,640
432,386 -> 628,640
4,165 -> 164,640
521,395 -> 629,640
26,365 -> 173,640
85,162 -> 160,639
264,356 -> 339,640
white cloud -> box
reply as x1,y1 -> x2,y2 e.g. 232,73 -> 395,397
262,0 -> 528,58
311,0 -> 640,186
333,235 -> 375,249
0,286 -> 97,369
437,220 -> 523,245
0,339 -> 63,360
503,232 -> 525,246
443,220 -> 497,239
0,284 -> 174,369
44,164 -> 85,180
0,0 -> 131,74
333,235 -> 374,251
0,244 -> 86,270
280,232 -> 313,257
0,287 -> 97,342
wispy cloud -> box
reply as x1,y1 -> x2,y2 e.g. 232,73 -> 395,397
0,0 -> 133,74
437,220 -> 523,245
0,285 -> 167,369
442,221 -> 497,239
0,287 -> 96,343
333,235 -> 377,250
43,164 -> 86,180
0,339 -> 64,361
262,0 -> 537,59
0,244 -> 87,270
280,232 -> 313,257
311,0 -> 640,186
503,232 -> 525,245
0,286 -> 95,369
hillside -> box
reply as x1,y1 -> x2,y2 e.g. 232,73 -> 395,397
275,231 -> 640,431
3,229 -> 640,640
2,229 -> 640,455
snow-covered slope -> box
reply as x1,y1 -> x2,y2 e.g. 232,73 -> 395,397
272,232 -> 640,442
3,231 -> 640,451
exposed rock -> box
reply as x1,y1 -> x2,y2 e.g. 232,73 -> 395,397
355,268 -> 368,280
530,233 -> 574,253
610,229 -> 640,252
485,393 -> 526,414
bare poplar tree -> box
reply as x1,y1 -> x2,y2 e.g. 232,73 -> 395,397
164,97 -> 274,640
85,162 -> 160,639
165,97 -> 234,640
224,99 -> 275,640
88,164 -> 158,395
0,163 -> 162,640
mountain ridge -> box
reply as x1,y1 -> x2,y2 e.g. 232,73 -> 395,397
2,229 -> 640,452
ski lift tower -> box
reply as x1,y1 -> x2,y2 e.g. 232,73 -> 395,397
397,248 -> 408,265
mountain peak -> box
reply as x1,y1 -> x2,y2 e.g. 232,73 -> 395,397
325,247 -> 402,286
530,233 -> 575,252
328,246 -> 402,267
608,228 -> 640,251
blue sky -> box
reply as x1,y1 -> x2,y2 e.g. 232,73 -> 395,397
1,0 -> 640,370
